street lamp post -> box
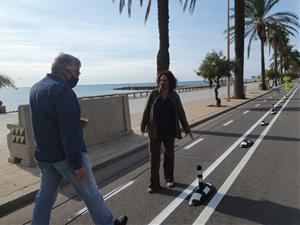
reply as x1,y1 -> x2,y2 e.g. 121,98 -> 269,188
227,0 -> 231,101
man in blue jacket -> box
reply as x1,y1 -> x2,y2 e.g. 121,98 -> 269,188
30,53 -> 127,225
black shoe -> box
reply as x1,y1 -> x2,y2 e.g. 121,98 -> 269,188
114,215 -> 128,225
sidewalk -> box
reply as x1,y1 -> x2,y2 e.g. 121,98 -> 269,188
0,82 -> 273,216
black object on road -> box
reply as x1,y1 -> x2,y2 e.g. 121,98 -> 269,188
188,165 -> 216,206
240,139 -> 254,148
260,120 -> 268,126
270,109 -> 277,114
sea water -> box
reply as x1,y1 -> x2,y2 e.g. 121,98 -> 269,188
0,81 -> 206,112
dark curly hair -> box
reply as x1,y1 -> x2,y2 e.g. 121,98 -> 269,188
156,70 -> 177,92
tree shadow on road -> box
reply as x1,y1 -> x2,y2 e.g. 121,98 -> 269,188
192,130 -> 300,143
215,194 -> 300,225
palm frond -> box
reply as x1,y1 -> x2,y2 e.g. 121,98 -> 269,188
144,0 -> 151,24
128,0 -> 132,17
119,0 -> 125,14
115,0 -> 197,23
265,0 -> 279,14
180,0 -> 197,13
247,30 -> 257,58
188,0 -> 196,13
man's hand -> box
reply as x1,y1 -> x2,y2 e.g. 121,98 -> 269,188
80,118 -> 89,128
75,167 -> 85,181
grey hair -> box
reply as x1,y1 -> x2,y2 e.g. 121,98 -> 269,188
51,53 -> 81,75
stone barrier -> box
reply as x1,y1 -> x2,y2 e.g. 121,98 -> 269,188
6,95 -> 132,167
7,105 -> 35,166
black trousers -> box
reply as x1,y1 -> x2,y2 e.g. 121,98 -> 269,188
148,136 -> 175,189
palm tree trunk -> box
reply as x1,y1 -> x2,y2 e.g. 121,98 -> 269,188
274,48 -> 278,86
260,39 -> 267,90
156,0 -> 170,73
234,0 -> 245,99
280,56 -> 283,75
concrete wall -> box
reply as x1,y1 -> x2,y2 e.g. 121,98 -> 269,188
79,95 -> 132,146
6,95 -> 132,167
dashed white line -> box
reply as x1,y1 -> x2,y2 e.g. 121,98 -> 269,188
148,91 -> 289,225
184,138 -> 204,149
255,104 -> 260,107
193,83 -> 298,225
223,120 -> 233,127
243,110 -> 250,115
263,100 -> 267,102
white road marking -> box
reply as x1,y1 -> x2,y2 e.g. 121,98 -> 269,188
184,138 -> 204,149
243,110 -> 249,115
148,90 -> 289,225
263,100 -> 267,102
255,104 -> 260,107
203,186 -> 210,194
193,83 -> 298,225
68,180 -> 135,222
223,120 -> 233,127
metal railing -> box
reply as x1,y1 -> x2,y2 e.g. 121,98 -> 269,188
78,80 -> 258,101
78,84 -> 216,100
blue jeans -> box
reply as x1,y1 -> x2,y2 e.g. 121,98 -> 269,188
32,153 -> 114,225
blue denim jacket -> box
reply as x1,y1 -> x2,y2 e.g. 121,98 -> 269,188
29,73 -> 86,169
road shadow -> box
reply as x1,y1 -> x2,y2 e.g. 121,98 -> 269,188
241,106 -> 300,112
281,106 -> 300,112
152,182 -> 190,198
216,194 -> 300,225
192,130 -> 300,143
207,105 -> 229,108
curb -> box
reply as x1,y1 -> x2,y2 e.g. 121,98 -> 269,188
0,141 -> 148,218
190,89 -> 274,129
0,88 -> 274,217
0,187 -> 39,218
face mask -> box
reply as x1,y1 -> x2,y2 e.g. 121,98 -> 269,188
67,76 -> 79,88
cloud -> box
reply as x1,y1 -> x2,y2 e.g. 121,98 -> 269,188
0,0 -> 298,88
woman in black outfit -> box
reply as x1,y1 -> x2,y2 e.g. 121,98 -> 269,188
141,71 -> 193,193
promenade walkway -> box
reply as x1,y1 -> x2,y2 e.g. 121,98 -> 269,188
0,82 -> 272,215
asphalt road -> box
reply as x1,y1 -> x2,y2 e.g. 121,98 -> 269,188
1,83 -> 299,225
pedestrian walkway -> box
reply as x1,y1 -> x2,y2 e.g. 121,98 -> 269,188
0,82 -> 272,216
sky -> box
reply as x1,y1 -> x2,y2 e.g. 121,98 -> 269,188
0,0 -> 299,87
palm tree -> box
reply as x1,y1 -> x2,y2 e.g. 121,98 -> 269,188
234,0 -> 245,98
288,48 -> 300,74
268,14 -> 298,85
277,36 -> 290,76
281,44 -> 300,74
267,22 -> 289,85
0,73 -> 15,89
244,0 -> 299,90
113,0 -> 197,73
